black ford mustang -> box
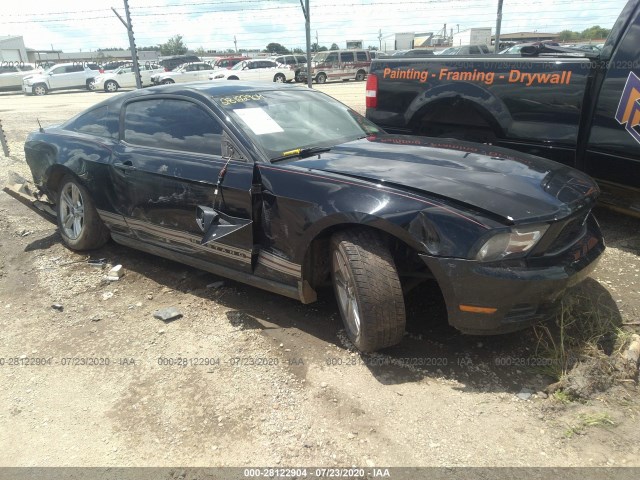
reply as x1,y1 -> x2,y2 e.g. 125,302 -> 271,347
10,82 -> 604,352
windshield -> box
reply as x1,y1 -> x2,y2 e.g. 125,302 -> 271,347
215,89 -> 381,161
231,61 -> 246,71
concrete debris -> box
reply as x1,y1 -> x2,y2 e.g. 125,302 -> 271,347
108,264 -> 124,278
51,303 -> 64,312
516,388 -> 534,400
206,281 -> 225,289
153,307 -> 182,322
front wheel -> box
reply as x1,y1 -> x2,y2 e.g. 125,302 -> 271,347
161,79 -> 175,85
33,84 -> 47,96
273,73 -> 286,83
355,70 -> 366,81
104,80 -> 119,92
56,175 -> 110,251
315,72 -> 327,84
330,229 -> 406,352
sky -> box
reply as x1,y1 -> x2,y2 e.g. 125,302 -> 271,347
0,0 -> 628,53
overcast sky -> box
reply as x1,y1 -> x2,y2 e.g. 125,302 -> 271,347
1,0 -> 628,53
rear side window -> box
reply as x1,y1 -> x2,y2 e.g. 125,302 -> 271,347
356,52 -> 368,61
65,105 -> 118,139
340,52 -> 355,62
124,99 -> 223,155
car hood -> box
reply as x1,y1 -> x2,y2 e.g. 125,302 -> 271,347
289,135 -> 599,223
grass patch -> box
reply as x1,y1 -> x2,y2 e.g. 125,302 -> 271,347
532,287 -> 631,398
564,412 -> 616,437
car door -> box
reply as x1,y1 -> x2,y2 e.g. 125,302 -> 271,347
197,63 -> 213,80
111,96 -> 256,272
339,51 -> 355,79
257,61 -> 276,81
0,66 -> 18,89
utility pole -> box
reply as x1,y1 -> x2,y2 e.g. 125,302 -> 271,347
378,29 -> 382,50
234,36 -> 238,53
494,0 -> 504,53
300,0 -> 312,88
315,31 -> 319,50
111,0 -> 142,89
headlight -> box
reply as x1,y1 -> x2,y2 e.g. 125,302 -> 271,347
214,74 -> 225,79
475,224 -> 549,262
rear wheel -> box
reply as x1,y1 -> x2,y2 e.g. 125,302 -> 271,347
86,79 -> 94,90
330,229 -> 406,352
161,79 -> 175,85
227,76 -> 239,80
355,70 -> 366,81
33,84 -> 47,96
104,80 -> 119,92
315,72 -> 327,84
56,175 -> 110,251
273,73 -> 286,83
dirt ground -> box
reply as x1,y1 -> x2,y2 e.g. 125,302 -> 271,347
0,85 -> 639,468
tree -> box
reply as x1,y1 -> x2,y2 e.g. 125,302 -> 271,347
195,46 -> 207,56
557,30 -> 578,42
367,45 -> 379,51
292,47 -> 304,54
581,25 -> 610,40
264,42 -> 290,54
159,35 -> 188,56
330,43 -> 339,50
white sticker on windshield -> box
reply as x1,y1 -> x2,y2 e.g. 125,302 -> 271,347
234,107 -> 284,135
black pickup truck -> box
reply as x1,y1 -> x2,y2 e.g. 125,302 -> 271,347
366,0 -> 640,215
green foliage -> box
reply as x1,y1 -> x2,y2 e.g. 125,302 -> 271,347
159,35 -> 188,56
330,43 -> 339,50
264,42 -> 290,54
194,46 -> 206,56
557,25 -> 610,43
292,47 -> 305,54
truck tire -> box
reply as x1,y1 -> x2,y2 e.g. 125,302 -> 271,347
56,175 -> 110,251
330,229 -> 406,352
33,84 -> 48,96
355,70 -> 366,81
316,72 -> 327,84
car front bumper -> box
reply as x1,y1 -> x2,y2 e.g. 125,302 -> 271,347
419,214 -> 605,335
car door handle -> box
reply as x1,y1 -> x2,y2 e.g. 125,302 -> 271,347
114,161 -> 136,172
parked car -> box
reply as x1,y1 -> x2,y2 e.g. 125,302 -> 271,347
268,54 -> 308,82
500,42 -> 561,54
393,49 -> 435,57
211,57 -> 246,70
0,63 -> 38,91
157,54 -> 201,72
439,44 -> 491,55
22,63 -> 100,96
210,59 -> 294,83
92,65 -> 164,92
151,62 -> 215,85
98,61 -> 130,73
299,49 -> 371,83
8,82 -> 604,352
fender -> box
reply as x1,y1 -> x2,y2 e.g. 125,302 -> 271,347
406,82 -> 512,136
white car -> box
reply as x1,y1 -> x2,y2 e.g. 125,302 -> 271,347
151,62 -> 215,85
210,59 -> 294,83
92,65 -> 163,92
22,62 -> 100,96
0,63 -> 40,91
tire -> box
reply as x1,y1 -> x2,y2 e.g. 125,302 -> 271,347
294,71 -> 302,83
315,72 -> 327,84
161,79 -> 175,85
355,70 -> 366,81
273,73 -> 286,83
227,76 -> 239,80
86,79 -> 95,90
56,175 -> 110,251
33,84 -> 47,96
330,229 -> 406,352
104,80 -> 119,92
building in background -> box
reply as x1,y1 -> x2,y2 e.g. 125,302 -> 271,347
452,28 -> 492,47
0,36 -> 28,62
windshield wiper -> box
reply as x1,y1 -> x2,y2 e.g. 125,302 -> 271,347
270,146 -> 331,163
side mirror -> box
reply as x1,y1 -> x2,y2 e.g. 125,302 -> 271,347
196,206 -> 219,232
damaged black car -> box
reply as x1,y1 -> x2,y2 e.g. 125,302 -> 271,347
7,82 -> 605,352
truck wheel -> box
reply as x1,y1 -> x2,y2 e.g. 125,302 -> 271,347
56,175 -> 110,251
355,70 -> 366,81
273,73 -> 286,83
33,84 -> 48,96
316,73 -> 327,84
330,229 -> 406,352
104,80 -> 119,92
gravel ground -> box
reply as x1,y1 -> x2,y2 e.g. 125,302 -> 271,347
0,84 -> 638,469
